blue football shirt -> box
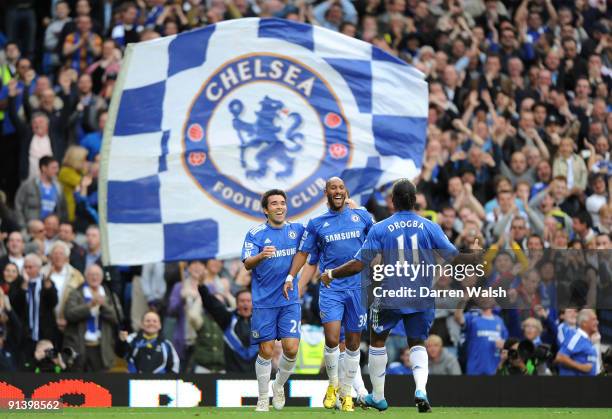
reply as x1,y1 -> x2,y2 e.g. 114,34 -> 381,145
355,210 -> 459,312
463,310 -> 508,375
556,322 -> 577,347
242,222 -> 304,308
299,207 -> 373,291
558,329 -> 597,376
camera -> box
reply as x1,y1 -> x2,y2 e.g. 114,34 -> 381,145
60,347 -> 79,368
518,340 -> 553,363
508,348 -> 519,361
44,347 -> 78,368
499,338 -> 552,375
44,348 -> 58,360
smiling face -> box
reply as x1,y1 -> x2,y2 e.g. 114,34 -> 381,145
522,318 -> 541,341
2,264 -> 19,283
7,232 -> 24,256
142,312 -> 162,336
326,177 -> 346,211
32,115 -> 49,137
263,194 -> 287,226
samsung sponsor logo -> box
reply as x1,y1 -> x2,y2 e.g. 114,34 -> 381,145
324,230 -> 361,243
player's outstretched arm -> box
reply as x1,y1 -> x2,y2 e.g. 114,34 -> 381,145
321,259 -> 365,287
243,246 -> 276,270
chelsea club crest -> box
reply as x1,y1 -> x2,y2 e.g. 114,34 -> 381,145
183,53 -> 352,219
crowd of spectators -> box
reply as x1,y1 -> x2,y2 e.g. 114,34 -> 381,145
0,0 -> 610,376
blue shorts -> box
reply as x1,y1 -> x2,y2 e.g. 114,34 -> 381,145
370,308 -> 434,340
251,303 -> 301,344
319,288 -> 367,332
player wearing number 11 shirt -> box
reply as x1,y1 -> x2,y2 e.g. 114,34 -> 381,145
320,179 -> 473,414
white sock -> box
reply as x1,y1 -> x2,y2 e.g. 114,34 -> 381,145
341,349 -> 360,397
256,355 -> 272,399
338,351 -> 346,388
368,346 -> 387,402
324,345 -> 340,387
410,346 -> 428,394
353,364 -> 368,397
274,353 -> 296,387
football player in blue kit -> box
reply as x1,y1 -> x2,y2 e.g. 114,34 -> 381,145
321,179 -> 480,413
242,189 -> 315,412
283,177 -> 373,411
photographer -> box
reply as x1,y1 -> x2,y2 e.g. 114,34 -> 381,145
497,338 -> 532,375
496,336 -> 552,376
555,309 -> 599,376
24,339 -> 71,373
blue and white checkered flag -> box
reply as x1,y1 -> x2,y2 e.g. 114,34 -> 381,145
99,18 -> 428,265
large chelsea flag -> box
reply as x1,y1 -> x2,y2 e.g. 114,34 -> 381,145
99,18 -> 428,265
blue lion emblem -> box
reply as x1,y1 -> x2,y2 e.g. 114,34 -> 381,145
229,96 -> 304,179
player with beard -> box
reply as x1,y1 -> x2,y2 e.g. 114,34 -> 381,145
242,189 -> 310,412
283,177 -> 373,411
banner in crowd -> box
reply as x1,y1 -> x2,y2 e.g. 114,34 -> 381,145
99,18 -> 428,265
1,375 -> 610,408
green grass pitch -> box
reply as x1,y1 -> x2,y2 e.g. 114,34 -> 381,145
4,407 -> 612,418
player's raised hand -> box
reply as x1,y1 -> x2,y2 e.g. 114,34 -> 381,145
261,246 -> 276,259
470,237 -> 481,251
283,276 -> 293,300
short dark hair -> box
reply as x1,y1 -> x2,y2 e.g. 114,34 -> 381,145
261,189 -> 287,211
573,211 -> 592,228
39,155 -> 57,170
528,234 -> 543,245
391,179 -> 416,211
235,288 -> 251,300
4,41 -> 19,51
60,221 -> 75,232
339,21 -> 356,32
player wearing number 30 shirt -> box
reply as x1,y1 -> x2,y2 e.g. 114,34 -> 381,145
321,179 -> 476,414
284,177 -> 373,412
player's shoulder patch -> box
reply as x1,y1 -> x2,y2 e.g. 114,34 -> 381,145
248,223 -> 267,236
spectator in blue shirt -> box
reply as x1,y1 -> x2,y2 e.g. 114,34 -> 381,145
313,0 -> 357,31
455,297 -> 508,375
555,309 -> 599,376
80,110 -> 106,161
556,308 -> 577,348
386,347 -> 413,375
